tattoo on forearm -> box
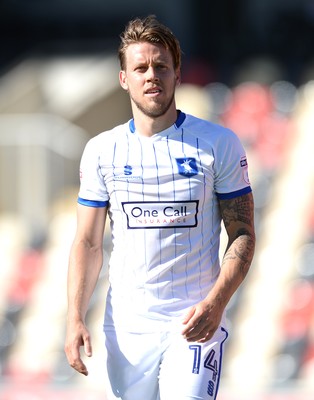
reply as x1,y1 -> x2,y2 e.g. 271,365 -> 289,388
221,230 -> 255,275
235,232 -> 255,272
219,195 -> 253,227
219,194 -> 255,277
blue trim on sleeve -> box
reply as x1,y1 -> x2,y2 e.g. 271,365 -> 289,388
216,186 -> 252,200
77,197 -> 108,208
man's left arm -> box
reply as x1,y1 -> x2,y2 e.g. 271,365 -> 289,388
182,192 -> 256,342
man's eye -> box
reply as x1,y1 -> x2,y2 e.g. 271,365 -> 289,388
157,65 -> 167,70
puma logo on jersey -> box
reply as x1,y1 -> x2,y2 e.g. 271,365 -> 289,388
176,158 -> 198,177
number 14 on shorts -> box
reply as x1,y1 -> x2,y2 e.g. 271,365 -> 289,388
189,345 -> 218,396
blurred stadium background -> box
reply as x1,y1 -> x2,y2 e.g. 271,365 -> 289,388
0,0 -> 314,399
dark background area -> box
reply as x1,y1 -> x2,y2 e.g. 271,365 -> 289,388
1,0 -> 314,86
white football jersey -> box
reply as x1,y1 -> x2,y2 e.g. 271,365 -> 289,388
78,112 -> 251,332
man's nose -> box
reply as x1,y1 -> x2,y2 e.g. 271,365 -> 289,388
146,67 -> 159,81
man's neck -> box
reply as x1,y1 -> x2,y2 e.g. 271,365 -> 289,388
131,106 -> 178,137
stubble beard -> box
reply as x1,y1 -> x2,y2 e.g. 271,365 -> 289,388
130,89 -> 176,119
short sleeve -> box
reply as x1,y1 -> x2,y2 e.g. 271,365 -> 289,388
214,129 -> 252,199
78,137 -> 109,207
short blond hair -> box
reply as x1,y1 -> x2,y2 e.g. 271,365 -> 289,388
118,15 -> 182,71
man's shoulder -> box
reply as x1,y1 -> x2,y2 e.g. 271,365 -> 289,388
82,121 -> 130,157
86,121 -> 130,147
95,121 -> 130,139
183,113 -> 236,140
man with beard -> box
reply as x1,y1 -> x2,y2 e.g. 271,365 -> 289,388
65,15 -> 255,400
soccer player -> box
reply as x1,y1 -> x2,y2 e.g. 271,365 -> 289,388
65,15 -> 255,400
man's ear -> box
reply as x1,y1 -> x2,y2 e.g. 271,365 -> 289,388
119,70 -> 128,91
175,68 -> 181,87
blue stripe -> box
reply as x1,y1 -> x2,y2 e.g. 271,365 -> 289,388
214,327 -> 229,400
136,135 -> 145,201
166,135 -> 176,200
216,186 -> 252,200
152,143 -> 160,200
78,197 -> 108,207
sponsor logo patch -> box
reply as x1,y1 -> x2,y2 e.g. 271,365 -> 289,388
122,200 -> 199,229
240,157 -> 250,184
240,156 -> 248,167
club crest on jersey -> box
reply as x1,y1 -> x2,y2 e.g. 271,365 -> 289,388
176,158 -> 198,177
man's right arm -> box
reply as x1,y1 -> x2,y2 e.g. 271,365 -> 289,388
65,203 -> 107,376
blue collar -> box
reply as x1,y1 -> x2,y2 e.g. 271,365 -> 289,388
129,110 -> 186,133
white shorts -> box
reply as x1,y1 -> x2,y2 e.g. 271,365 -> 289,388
103,324 -> 228,400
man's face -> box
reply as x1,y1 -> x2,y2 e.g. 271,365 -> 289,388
119,42 -> 180,119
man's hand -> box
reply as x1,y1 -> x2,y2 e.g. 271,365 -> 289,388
181,299 -> 223,343
64,321 -> 92,376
